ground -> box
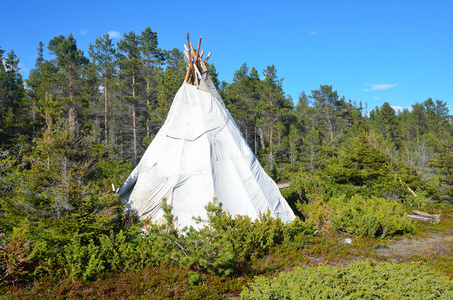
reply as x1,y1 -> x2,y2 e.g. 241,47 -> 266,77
376,229 -> 453,259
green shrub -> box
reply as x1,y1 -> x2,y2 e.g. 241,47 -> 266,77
143,200 -> 293,276
1,199 -> 310,283
207,202 -> 286,262
329,195 -> 413,238
300,195 -> 413,238
241,260 -> 453,299
60,226 -> 163,281
282,217 -> 316,240
299,201 -> 336,233
0,226 -> 34,284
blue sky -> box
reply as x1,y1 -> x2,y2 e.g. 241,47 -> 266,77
2,0 -> 452,114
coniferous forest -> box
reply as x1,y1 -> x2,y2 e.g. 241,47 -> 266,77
1,29 -> 453,298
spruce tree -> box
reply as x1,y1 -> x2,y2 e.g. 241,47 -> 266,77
0,48 -> 26,144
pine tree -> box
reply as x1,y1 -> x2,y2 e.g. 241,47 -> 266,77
294,91 -> 311,131
260,65 -> 287,168
310,85 -> 339,144
153,48 -> 185,136
369,102 -> 400,145
302,127 -> 322,171
410,102 -> 427,146
140,27 -> 164,140
117,31 -> 142,163
223,63 -> 263,154
48,34 -> 89,106
286,124 -> 300,171
89,34 -> 117,143
248,67 -> 263,155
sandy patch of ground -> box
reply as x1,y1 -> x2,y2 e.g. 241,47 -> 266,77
376,230 -> 453,258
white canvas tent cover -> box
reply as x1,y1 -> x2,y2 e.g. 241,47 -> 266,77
118,35 -> 295,229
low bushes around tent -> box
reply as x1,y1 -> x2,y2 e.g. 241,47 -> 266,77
140,200 -> 314,280
241,260 -> 453,299
2,197 -> 452,298
299,194 -> 414,238
1,194 -> 414,285
0,200 -> 314,285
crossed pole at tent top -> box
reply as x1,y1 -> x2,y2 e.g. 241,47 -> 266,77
184,33 -> 211,86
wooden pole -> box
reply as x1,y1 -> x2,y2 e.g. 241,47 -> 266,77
186,33 -> 194,83
184,67 -> 191,83
184,50 -> 191,62
184,34 -> 211,84
196,37 -> 202,61
189,43 -> 196,60
205,52 -> 212,63
193,62 -> 202,78
199,58 -> 208,72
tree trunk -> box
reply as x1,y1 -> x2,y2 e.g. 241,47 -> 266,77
254,126 -> 257,156
68,72 -> 74,124
259,127 -> 265,151
146,71 -> 150,139
132,72 -> 137,164
327,116 -> 333,143
69,73 -> 73,101
309,143 -> 316,171
32,99 -> 36,138
104,69 -> 108,143
268,93 -> 274,164
132,103 -> 137,163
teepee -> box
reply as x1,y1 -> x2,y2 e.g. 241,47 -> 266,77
119,34 -> 295,229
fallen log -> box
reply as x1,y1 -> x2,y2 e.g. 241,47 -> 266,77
407,210 -> 440,223
277,182 -> 290,190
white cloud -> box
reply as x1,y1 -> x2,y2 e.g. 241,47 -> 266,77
308,31 -> 319,36
364,83 -> 398,91
391,105 -> 408,113
80,30 -> 87,36
18,63 -> 29,73
108,30 -> 121,39
374,96 -> 380,100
